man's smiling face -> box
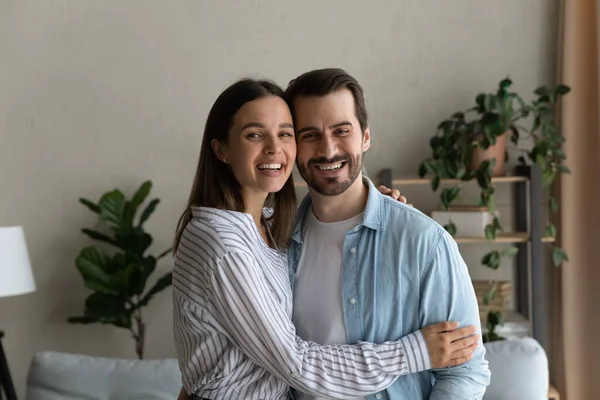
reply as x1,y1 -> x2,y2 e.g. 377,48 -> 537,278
293,89 -> 370,196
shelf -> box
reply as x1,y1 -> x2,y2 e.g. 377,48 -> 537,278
455,233 -> 555,244
390,175 -> 529,186
296,175 -> 528,188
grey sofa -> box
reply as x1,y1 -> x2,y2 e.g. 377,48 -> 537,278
25,338 -> 549,400
25,352 -> 181,400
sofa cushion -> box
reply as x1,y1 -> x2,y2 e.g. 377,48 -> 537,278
484,337 -> 549,400
26,351 -> 181,400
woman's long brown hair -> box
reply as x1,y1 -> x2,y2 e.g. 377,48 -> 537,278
174,79 -> 297,251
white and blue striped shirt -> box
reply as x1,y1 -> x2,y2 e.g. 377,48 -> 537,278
173,207 -> 429,399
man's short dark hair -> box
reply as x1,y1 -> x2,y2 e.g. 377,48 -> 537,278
285,68 -> 368,132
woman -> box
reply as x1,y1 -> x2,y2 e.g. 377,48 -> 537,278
173,78 -> 478,399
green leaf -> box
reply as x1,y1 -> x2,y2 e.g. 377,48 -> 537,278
138,199 -> 160,227
115,229 -> 153,256
124,181 -> 152,226
76,247 -> 119,295
418,163 -> 427,178
510,126 -> 520,145
431,176 -> 441,191
135,272 -> 173,310
83,292 -> 131,329
440,187 -> 460,210
487,310 -> 504,327
549,197 -> 559,212
555,84 -> 571,95
554,149 -> 566,159
129,256 -> 157,296
557,165 -> 571,174
544,224 -> 557,238
445,160 -> 458,178
81,229 -> 118,247
109,263 -> 139,294
482,251 -> 501,269
483,286 -> 497,305
499,78 -> 512,90
67,316 -> 98,324
553,247 -> 568,266
484,94 -> 495,111
484,224 -> 497,241
493,216 -> 502,230
99,190 -> 127,232
487,195 -> 496,213
501,246 -> 519,257
542,169 -> 556,187
444,222 -> 457,237
79,198 -> 100,214
456,166 -> 466,179
534,86 -> 551,97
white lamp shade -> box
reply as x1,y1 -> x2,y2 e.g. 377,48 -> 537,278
0,226 -> 36,298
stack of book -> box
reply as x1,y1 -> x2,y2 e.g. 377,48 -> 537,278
472,280 -> 512,321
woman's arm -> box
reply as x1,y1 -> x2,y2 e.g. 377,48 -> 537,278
176,251 -> 474,399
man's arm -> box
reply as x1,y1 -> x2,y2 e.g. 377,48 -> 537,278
420,231 -> 491,399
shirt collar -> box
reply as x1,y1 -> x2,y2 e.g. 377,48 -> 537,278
290,176 -> 385,244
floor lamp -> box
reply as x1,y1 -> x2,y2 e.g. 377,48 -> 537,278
0,226 -> 36,400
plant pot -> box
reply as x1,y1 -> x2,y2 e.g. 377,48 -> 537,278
469,131 -> 508,177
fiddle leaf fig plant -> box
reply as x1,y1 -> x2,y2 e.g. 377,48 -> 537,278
68,181 -> 172,359
418,77 -> 571,342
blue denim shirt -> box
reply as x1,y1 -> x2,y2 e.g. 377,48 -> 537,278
288,177 -> 491,399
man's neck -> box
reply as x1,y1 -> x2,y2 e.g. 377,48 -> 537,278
310,175 -> 368,223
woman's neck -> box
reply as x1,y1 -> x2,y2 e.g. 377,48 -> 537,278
243,190 -> 270,245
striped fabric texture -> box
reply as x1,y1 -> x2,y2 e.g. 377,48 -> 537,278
173,207 -> 429,399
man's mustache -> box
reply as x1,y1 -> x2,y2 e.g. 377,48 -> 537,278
307,154 -> 350,166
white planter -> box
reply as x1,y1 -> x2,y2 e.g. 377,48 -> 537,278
431,210 -> 498,237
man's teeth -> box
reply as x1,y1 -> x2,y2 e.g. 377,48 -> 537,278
317,163 -> 343,171
257,163 -> 282,170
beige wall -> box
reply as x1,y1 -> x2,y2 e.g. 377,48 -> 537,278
0,0 -> 558,396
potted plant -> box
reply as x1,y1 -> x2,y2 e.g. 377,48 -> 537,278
68,181 -> 172,359
418,77 -> 571,341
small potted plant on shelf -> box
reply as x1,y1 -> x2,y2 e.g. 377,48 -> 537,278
418,77 -> 571,341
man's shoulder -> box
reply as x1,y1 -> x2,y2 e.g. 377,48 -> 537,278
379,195 -> 446,239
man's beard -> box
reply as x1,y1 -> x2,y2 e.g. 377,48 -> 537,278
297,152 -> 363,196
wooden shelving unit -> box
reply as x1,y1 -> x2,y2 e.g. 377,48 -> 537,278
455,233 -> 555,244
379,165 -> 559,399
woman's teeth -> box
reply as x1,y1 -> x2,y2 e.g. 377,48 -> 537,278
257,163 -> 282,170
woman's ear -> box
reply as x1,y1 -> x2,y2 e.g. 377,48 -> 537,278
211,139 -> 228,163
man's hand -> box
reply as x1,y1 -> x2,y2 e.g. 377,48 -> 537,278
421,321 -> 479,368
377,185 -> 413,207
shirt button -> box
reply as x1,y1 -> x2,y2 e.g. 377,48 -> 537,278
349,298 -> 357,305
376,394 -> 383,399
350,247 -> 357,253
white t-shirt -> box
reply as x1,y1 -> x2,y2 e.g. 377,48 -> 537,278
292,208 -> 366,400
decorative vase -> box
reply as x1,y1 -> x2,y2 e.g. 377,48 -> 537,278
469,131 -> 508,177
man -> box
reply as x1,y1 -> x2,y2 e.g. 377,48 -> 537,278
285,68 -> 491,399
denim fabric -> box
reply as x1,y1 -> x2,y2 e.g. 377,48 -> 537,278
288,177 -> 491,399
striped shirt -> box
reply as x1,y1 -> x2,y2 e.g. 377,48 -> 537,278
172,207 -> 429,400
